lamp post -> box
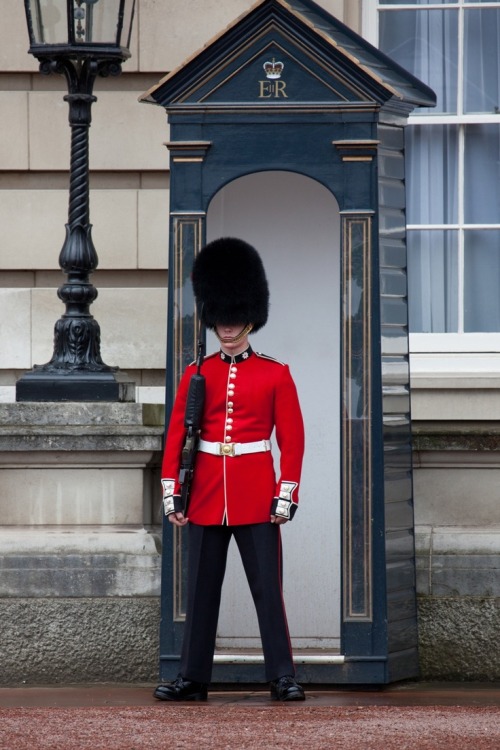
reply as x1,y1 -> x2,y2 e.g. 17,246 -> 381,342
16,0 -> 136,402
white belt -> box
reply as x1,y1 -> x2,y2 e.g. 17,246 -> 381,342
198,439 -> 271,457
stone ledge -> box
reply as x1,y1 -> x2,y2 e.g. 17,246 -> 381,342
0,527 -> 161,555
0,528 -> 162,598
0,427 -> 163,453
415,526 -> 500,598
411,389 -> 500,420
416,525 -> 500,555
0,450 -> 162,467
0,402 -> 165,427
413,421 -> 500,452
0,402 -> 164,453
0,400 -> 165,456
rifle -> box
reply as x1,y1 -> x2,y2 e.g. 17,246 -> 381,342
178,334 -> 205,515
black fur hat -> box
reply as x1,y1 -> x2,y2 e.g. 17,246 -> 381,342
192,237 -> 269,332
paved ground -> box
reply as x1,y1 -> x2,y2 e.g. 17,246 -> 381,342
0,683 -> 499,750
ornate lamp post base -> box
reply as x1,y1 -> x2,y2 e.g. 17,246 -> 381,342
16,369 -> 136,403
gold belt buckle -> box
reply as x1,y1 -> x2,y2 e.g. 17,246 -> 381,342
219,442 -> 235,456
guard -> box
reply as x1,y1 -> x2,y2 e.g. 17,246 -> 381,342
155,237 -> 306,702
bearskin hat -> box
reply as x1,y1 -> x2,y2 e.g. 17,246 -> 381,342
192,237 -> 269,333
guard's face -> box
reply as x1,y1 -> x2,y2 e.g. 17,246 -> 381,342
215,323 -> 247,343
215,323 -> 252,355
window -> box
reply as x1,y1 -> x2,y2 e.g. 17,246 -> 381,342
373,1 -> 500,350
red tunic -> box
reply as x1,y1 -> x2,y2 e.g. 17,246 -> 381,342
161,347 -> 305,525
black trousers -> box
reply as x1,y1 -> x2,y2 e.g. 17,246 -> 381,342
179,522 -> 295,683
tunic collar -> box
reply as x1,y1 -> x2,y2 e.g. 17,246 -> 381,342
219,345 -> 253,364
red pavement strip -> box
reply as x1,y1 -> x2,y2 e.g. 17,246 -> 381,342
0,684 -> 499,750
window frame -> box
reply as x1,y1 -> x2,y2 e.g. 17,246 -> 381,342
366,0 -> 500,354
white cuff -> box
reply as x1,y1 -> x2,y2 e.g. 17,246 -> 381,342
161,479 -> 176,516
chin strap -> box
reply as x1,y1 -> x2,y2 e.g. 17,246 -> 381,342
215,323 -> 253,345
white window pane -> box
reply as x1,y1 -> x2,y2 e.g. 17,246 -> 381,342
379,9 -> 458,113
464,125 -> 500,224
464,9 -> 500,114
406,125 -> 458,224
408,230 -> 459,333
464,231 -> 500,331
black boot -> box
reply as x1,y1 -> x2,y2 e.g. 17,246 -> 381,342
270,675 -> 305,702
154,674 -> 208,702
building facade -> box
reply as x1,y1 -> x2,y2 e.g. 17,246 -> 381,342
1,0 -> 500,682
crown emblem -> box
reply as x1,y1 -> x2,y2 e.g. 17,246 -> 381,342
263,59 -> 284,79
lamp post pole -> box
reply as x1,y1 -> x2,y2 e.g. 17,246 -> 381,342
42,58 -> 118,373
17,0 -> 136,402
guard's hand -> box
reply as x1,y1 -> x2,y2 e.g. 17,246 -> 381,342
168,512 -> 189,527
270,515 -> 288,525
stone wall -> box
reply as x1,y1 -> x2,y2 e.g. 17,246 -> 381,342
0,402 -> 164,686
413,423 -> 500,680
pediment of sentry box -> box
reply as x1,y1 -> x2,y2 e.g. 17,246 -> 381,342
166,23 -> 370,106
142,0 -> 436,111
